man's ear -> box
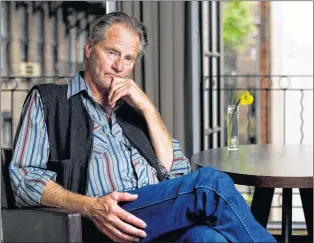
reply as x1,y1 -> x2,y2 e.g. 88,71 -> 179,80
84,39 -> 93,59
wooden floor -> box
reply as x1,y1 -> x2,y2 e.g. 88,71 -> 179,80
268,229 -> 311,242
269,229 -> 308,235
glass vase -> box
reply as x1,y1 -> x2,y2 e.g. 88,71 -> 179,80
227,104 -> 239,151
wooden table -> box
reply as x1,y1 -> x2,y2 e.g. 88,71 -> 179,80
191,144 -> 313,243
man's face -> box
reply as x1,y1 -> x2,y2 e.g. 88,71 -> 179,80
84,24 -> 140,93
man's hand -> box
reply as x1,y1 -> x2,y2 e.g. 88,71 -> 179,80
41,181 -> 146,242
107,76 -> 173,171
108,77 -> 152,112
85,191 -> 147,242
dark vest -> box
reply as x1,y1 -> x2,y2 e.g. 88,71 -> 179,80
17,84 -> 164,195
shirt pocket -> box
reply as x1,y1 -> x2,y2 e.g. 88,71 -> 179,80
92,125 -> 110,154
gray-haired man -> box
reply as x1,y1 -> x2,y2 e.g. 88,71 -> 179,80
10,12 -> 276,243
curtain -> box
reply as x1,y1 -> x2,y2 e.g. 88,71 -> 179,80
117,1 -> 201,158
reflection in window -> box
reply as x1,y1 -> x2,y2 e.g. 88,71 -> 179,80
19,4 -> 28,61
1,112 -> 12,148
77,29 -> 87,65
66,28 -> 76,74
51,15 -> 58,74
35,8 -> 44,73
66,34 -> 72,73
1,2 -> 10,75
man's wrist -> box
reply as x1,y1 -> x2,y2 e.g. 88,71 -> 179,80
140,101 -> 157,117
79,196 -> 96,217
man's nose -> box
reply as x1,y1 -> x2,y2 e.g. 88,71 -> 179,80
112,58 -> 124,72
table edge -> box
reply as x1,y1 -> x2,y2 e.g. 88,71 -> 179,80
226,171 -> 313,188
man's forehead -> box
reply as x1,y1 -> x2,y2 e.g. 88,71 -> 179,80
104,24 -> 139,42
99,24 -> 140,54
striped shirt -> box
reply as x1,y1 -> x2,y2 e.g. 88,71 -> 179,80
9,72 -> 191,207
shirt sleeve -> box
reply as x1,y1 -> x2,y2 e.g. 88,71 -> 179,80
158,139 -> 191,179
9,89 -> 56,208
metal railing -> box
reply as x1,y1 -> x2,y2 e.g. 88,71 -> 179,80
202,74 -> 313,146
2,74 -> 313,148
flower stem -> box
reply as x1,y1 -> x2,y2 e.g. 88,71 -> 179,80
228,99 -> 241,147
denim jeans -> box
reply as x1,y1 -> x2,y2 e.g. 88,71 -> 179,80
155,225 -> 228,242
83,166 -> 277,242
121,166 -> 277,242
175,225 -> 228,242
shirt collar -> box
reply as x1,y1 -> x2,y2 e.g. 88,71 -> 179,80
67,71 -> 94,100
67,71 -> 125,111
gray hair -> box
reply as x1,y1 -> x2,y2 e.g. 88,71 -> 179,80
89,12 -> 149,57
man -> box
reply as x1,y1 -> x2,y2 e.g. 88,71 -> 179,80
9,12 -> 276,242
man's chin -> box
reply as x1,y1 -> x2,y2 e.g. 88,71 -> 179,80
102,77 -> 114,85
100,77 -> 112,87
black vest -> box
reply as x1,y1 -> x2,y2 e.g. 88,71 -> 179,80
17,84 -> 164,195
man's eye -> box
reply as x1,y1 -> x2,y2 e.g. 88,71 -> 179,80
125,57 -> 133,63
107,50 -> 118,57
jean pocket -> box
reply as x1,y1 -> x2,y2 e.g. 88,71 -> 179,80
47,159 -> 73,190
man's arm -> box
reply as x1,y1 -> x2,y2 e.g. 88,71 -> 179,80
166,139 -> 191,178
10,89 -> 147,242
9,90 -> 55,207
141,104 -> 173,171
108,77 -> 173,170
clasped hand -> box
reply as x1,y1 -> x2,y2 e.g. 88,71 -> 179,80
107,77 -> 152,111
86,191 -> 147,242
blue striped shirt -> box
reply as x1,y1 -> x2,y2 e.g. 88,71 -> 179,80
9,72 -> 191,207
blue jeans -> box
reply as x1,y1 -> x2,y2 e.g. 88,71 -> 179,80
119,166 -> 277,242
155,225 -> 228,242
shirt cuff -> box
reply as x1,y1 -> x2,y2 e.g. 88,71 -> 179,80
157,139 -> 191,179
14,169 -> 56,208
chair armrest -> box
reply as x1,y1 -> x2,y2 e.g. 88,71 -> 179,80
2,207 -> 82,242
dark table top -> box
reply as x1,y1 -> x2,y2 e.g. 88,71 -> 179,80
191,144 -> 313,188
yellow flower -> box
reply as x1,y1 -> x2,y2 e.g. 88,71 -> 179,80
228,91 -> 254,148
239,91 -> 254,105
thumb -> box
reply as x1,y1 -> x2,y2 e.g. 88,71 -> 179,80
112,191 -> 138,202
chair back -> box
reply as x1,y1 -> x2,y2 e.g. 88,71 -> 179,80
1,148 -> 16,209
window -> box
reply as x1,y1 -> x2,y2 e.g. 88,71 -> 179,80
200,1 -> 223,150
66,35 -> 71,73
19,4 -> 28,61
65,12 -> 76,75
77,29 -> 86,65
66,30 -> 76,74
1,112 -> 12,148
51,14 -> 59,74
35,7 -> 44,74
1,2 -> 10,75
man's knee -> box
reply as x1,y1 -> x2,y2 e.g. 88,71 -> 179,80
197,166 -> 235,187
176,225 -> 228,243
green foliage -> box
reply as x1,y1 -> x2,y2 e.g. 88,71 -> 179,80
243,193 -> 253,205
223,2 -> 256,51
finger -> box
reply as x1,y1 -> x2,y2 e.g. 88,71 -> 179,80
108,81 -> 129,103
109,86 -> 131,105
114,206 -> 147,229
109,102 -> 116,109
112,215 -> 147,238
94,218 -> 134,242
102,222 -> 140,242
93,220 -> 123,242
113,192 -> 139,202
114,77 -> 126,85
111,77 -> 127,89
109,76 -> 116,90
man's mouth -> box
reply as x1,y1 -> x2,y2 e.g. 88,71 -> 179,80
105,73 -> 121,78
